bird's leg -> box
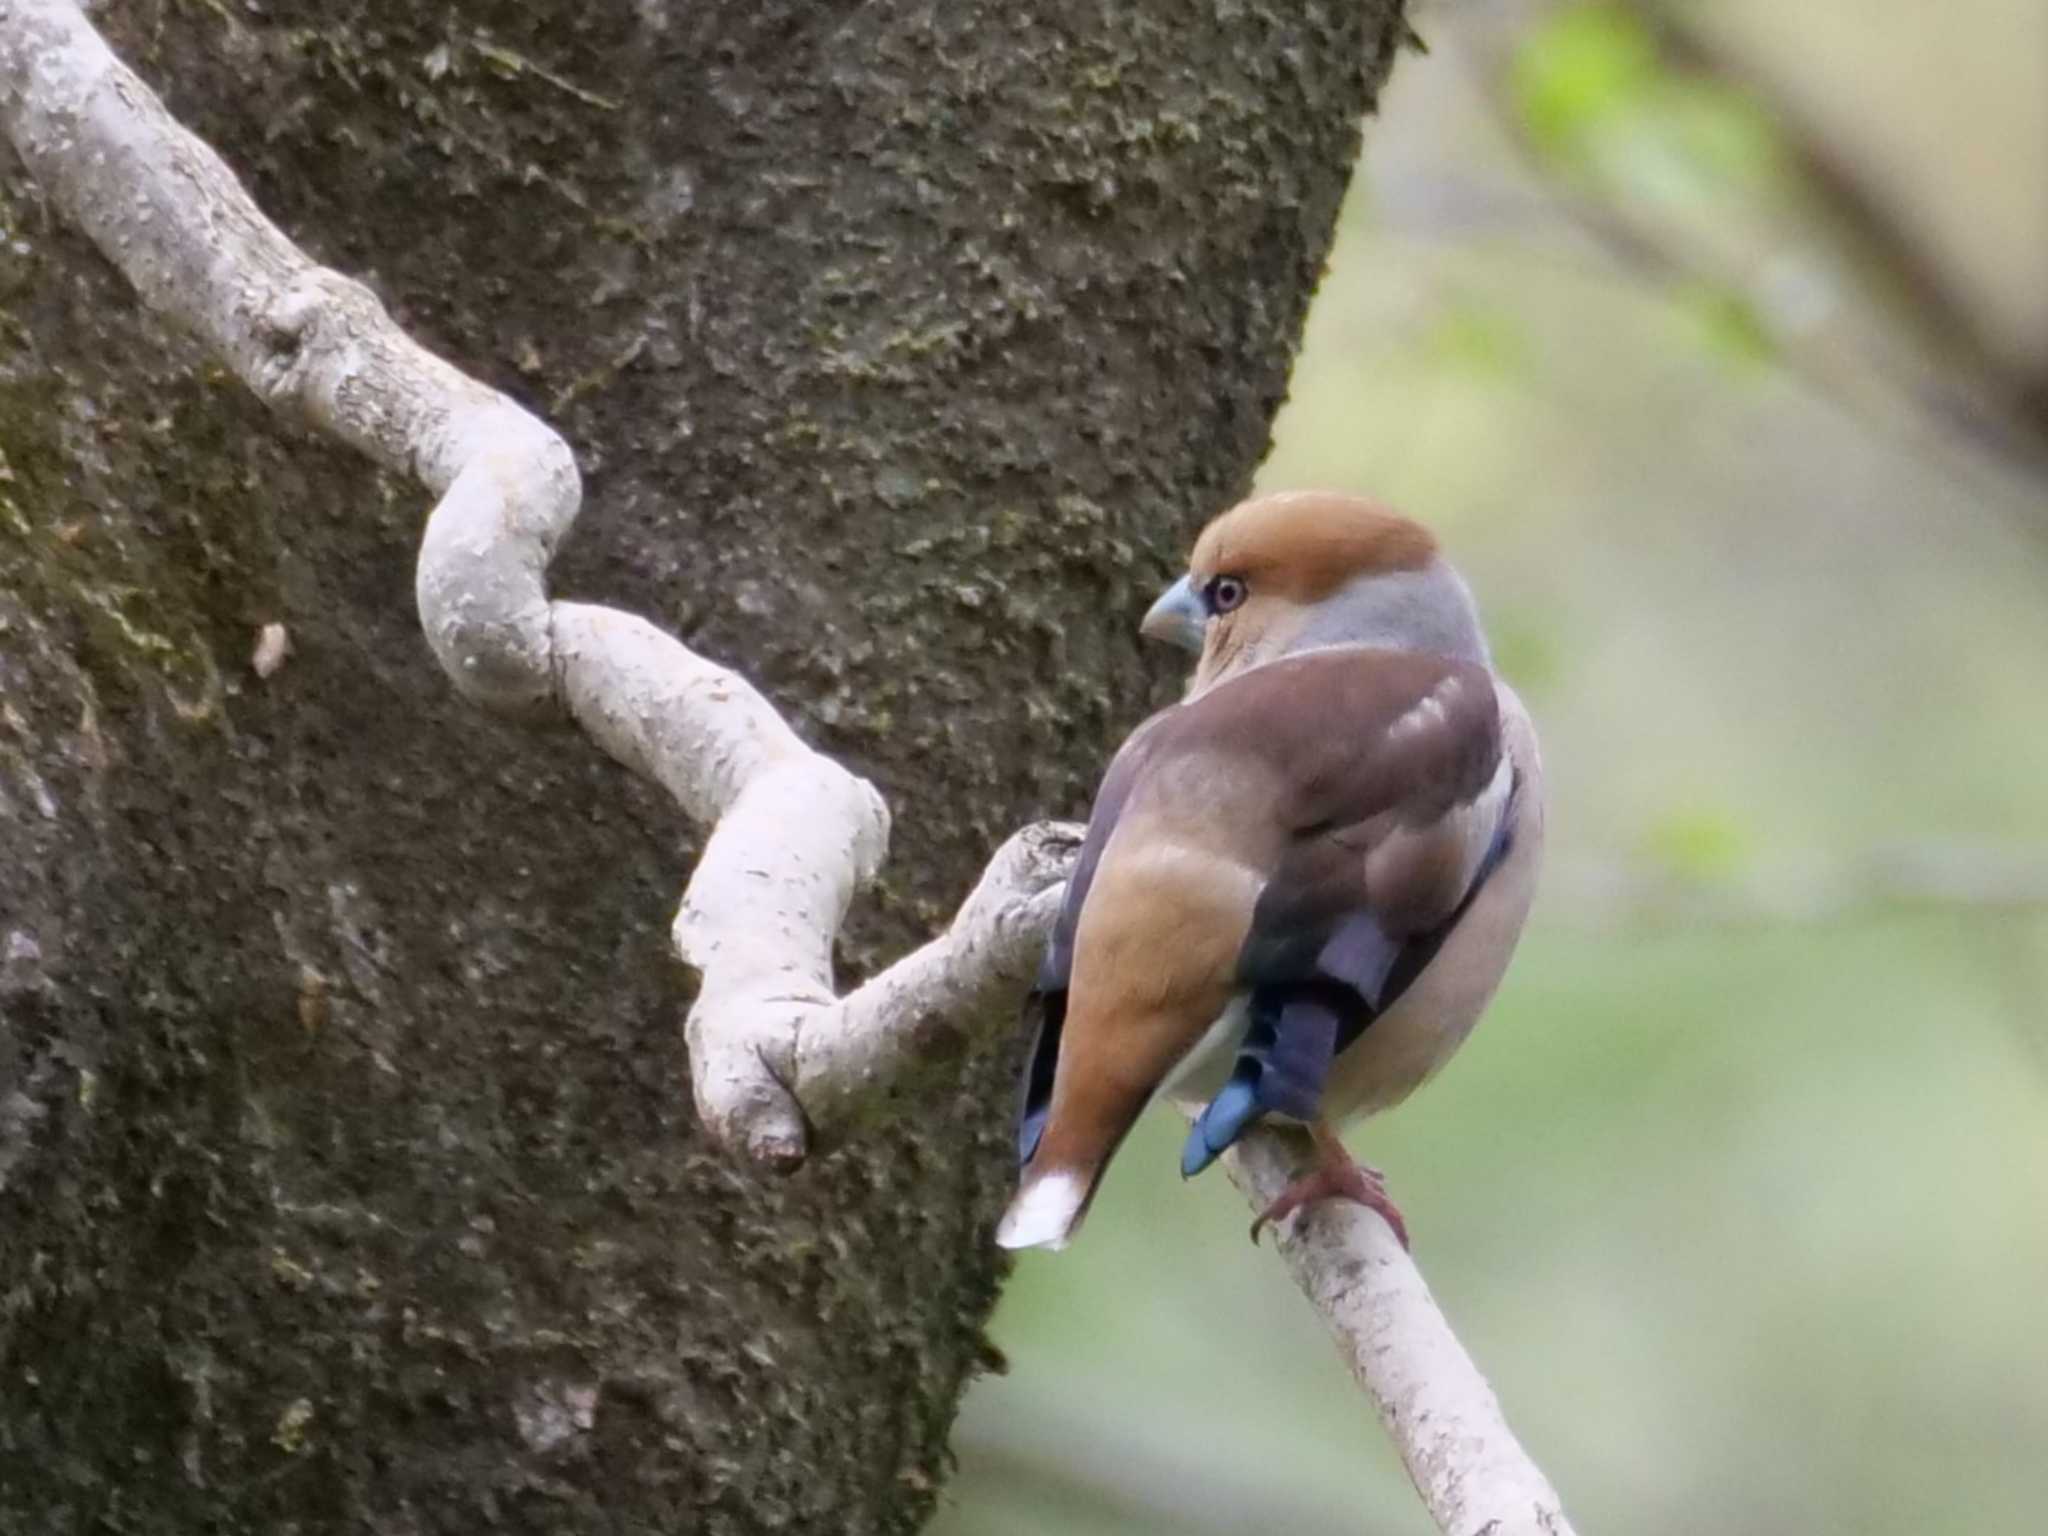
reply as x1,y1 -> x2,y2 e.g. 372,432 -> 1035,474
1249,1120 -> 1410,1250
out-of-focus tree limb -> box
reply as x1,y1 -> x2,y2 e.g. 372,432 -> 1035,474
1638,0 -> 2048,449
1549,846 -> 2048,932
1432,0 -> 2048,485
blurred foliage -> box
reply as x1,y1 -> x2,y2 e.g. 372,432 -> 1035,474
1673,280 -> 1775,368
1512,4 -> 1661,154
935,5 -> 2048,1534
1638,804 -> 1750,884
1514,4 -> 1781,194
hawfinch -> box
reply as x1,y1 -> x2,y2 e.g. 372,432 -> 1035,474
997,491 -> 1543,1251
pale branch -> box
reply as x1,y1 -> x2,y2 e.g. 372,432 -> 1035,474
790,821 -> 1078,1148
1,5 -> 1580,1531
0,0 -> 892,1162
1227,1131 -> 1579,1536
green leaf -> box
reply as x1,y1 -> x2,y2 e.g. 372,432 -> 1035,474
1511,5 -> 1659,157
1641,804 -> 1752,882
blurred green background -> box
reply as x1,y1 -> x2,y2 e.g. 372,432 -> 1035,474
933,2 -> 2048,1532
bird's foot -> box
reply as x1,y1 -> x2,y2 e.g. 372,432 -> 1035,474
1249,1150 -> 1409,1250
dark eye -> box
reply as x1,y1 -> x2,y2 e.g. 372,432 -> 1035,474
1206,575 -> 1248,614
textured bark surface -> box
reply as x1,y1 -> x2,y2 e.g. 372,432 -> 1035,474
0,1 -> 1402,1529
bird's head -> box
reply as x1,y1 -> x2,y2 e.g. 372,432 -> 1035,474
1140,491 -> 1489,694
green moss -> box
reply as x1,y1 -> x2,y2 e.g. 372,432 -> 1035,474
0,383 -> 229,714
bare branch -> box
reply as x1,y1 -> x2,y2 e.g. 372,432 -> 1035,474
793,821 -> 1078,1147
2,7 -> 1580,1531
0,0 -> 1076,1171
0,0 -> 889,1162
1227,1130 -> 1579,1536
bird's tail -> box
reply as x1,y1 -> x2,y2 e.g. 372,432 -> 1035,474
995,1160 -> 1100,1252
996,1010 -> 1180,1251
1003,1086 -> 1142,1245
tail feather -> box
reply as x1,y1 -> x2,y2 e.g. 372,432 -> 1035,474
1001,995 -> 1223,1253
995,1166 -> 1093,1251
1015,985 -> 1066,1166
997,1070 -> 1145,1252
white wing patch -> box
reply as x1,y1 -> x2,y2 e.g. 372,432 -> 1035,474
1386,672 -> 1463,744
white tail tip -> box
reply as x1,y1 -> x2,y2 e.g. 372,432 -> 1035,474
995,1169 -> 1089,1251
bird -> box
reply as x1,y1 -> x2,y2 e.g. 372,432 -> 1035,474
996,490 -> 1543,1252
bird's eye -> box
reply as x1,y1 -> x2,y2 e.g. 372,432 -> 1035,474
1207,575 -> 1248,614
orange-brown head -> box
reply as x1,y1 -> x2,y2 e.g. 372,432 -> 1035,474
1141,491 -> 1481,692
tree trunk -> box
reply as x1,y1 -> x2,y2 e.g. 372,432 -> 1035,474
0,1 -> 1403,1528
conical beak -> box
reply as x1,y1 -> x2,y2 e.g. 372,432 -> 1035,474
1139,574 -> 1205,652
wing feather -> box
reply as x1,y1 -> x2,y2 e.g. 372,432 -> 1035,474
1171,650 -> 1514,1170
1018,647 -> 1515,1182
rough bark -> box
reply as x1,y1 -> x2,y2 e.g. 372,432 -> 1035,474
0,1 -> 1403,1530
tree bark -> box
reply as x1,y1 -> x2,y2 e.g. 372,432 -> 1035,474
0,1 -> 1404,1529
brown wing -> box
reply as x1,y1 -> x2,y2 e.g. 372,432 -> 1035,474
1013,647 -> 1509,1200
1171,649 -> 1513,1171
1213,648 -> 1505,984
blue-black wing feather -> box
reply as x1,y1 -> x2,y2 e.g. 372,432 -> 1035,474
1180,800 -> 1515,1175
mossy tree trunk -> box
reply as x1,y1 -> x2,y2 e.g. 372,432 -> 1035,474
0,1 -> 1404,1528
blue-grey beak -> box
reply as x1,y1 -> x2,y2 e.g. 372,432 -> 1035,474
1140,574 -> 1206,652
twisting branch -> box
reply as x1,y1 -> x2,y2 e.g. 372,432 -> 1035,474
788,821 -> 1078,1147
0,0 -> 1020,1168
0,4 -> 1577,1531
